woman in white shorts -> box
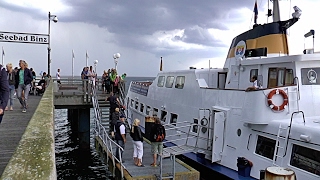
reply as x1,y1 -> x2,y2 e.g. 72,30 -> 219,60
130,119 -> 144,167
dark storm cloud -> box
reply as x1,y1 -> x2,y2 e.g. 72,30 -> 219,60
0,0 -> 256,56
59,0 -> 255,33
173,26 -> 227,47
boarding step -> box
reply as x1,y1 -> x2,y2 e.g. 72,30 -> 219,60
101,115 -> 110,119
100,111 -> 110,114
98,100 -> 109,104
98,103 -> 110,107
101,119 -> 110,124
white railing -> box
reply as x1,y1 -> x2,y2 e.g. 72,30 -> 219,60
91,81 -> 126,180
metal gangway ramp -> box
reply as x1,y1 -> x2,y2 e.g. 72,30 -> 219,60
156,122 -> 201,180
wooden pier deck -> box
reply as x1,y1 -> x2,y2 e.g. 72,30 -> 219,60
0,95 -> 42,175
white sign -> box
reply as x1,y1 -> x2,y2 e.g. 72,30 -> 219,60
0,31 -> 49,44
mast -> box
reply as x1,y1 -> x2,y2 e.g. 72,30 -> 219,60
272,0 -> 281,22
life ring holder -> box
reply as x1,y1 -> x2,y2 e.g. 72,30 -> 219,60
267,89 -> 288,111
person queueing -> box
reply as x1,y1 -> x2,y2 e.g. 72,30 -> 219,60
0,64 -> 9,124
106,92 -> 121,132
110,69 -> 117,93
130,119 -> 144,167
150,117 -> 166,167
115,115 -> 126,163
102,70 -> 111,94
5,63 -> 15,111
110,107 -> 120,136
15,60 -> 33,113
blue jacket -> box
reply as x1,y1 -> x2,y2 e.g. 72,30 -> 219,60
15,68 -> 33,89
0,65 -> 9,110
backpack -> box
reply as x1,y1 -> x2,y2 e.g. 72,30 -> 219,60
153,124 -> 165,142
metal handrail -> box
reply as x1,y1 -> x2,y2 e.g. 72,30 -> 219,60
91,81 -> 125,179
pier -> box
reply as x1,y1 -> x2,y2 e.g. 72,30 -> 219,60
0,83 -> 55,180
0,95 -> 42,175
0,79 -> 199,179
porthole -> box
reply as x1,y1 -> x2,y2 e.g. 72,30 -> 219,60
201,127 -> 207,133
237,129 -> 241,137
200,118 -> 208,126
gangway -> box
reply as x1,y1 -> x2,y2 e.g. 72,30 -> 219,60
156,122 -> 201,180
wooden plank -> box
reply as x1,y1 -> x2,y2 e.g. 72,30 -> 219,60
0,95 -> 42,175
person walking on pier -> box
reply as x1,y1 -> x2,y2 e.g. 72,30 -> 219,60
5,63 -> 15,111
150,117 -> 166,167
15,60 -> 33,113
0,64 -> 9,123
88,66 -> 96,88
130,119 -> 144,167
115,114 -> 126,163
56,68 -> 61,85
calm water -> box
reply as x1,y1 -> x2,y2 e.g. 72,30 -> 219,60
55,77 -> 155,179
55,109 -> 111,180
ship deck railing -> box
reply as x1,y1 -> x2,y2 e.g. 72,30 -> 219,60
163,121 -> 215,155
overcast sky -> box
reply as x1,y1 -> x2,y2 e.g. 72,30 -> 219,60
0,0 -> 319,77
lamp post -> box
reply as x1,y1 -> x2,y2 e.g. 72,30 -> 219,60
93,59 -> 98,75
48,11 -> 58,76
303,29 -> 315,54
113,53 -> 120,71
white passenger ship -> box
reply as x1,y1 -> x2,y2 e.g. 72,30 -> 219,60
126,1 -> 320,179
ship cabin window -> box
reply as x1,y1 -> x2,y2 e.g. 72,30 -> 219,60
160,110 -> 167,122
157,76 -> 165,87
290,144 -> 320,175
249,69 -> 258,81
268,68 -> 295,88
255,135 -> 276,160
140,103 -> 144,113
153,108 -> 158,117
192,119 -> 198,133
165,76 -> 175,88
135,101 -> 139,110
130,99 -> 134,107
170,113 -> 178,125
250,69 -> 258,81
175,76 -> 185,89
285,69 -> 294,85
301,68 -> 320,85
146,106 -> 151,115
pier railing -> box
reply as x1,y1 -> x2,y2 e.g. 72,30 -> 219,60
53,78 -> 94,104
91,81 -> 126,179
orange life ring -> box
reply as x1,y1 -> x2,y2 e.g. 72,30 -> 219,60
267,89 -> 288,111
